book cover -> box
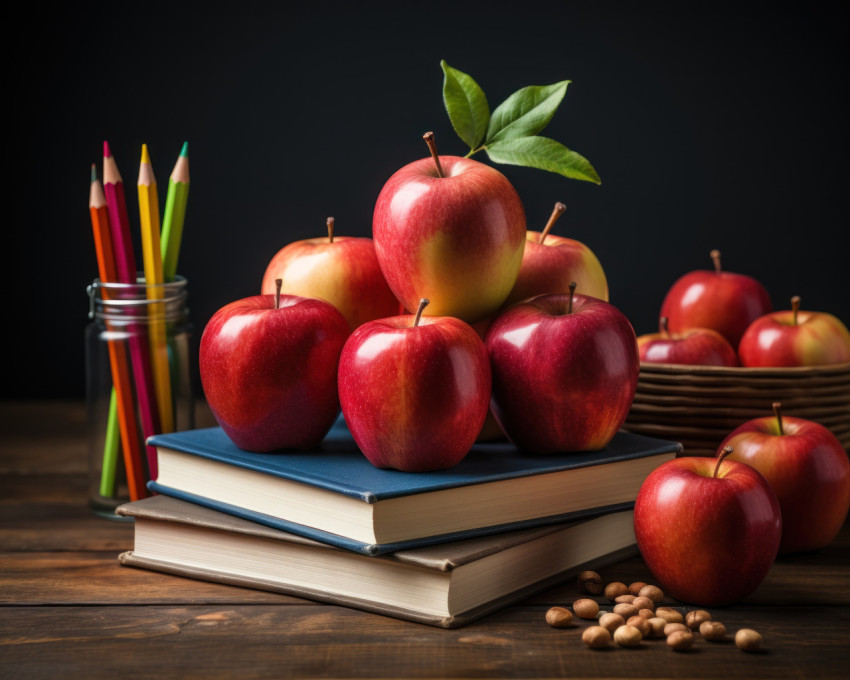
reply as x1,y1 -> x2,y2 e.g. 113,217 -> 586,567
117,495 -> 639,628
147,417 -> 680,555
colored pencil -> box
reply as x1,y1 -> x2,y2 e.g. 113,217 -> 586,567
138,144 -> 174,434
160,142 -> 190,282
103,141 -> 162,480
89,166 -> 145,500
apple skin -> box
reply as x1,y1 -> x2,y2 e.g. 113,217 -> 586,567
338,312 -> 491,471
261,231 -> 399,330
485,293 -> 640,453
373,155 -> 526,324
634,455 -> 782,606
501,230 -> 609,308
738,305 -> 850,367
659,251 -> 772,347
637,322 -> 738,367
200,294 -> 350,452
718,412 -> 850,553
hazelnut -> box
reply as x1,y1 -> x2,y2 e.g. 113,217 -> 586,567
577,570 -> 603,595
614,624 -> 643,647
667,630 -> 695,651
655,607 -> 684,624
638,585 -> 664,602
664,622 -> 689,636
598,612 -> 626,632
686,609 -> 711,629
604,582 -> 629,600
628,581 -> 647,596
735,628 -> 763,652
632,596 -> 654,611
614,594 -> 636,604
545,606 -> 574,628
700,621 -> 727,641
573,598 -> 600,619
638,609 -> 655,619
647,617 -> 667,638
582,625 -> 611,649
626,616 -> 650,638
613,603 -> 639,619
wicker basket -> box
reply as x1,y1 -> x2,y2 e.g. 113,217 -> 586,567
623,362 -> 850,456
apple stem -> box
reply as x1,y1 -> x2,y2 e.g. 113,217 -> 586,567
423,132 -> 445,178
660,316 -> 670,337
713,445 -> 734,478
791,296 -> 801,326
710,249 -> 722,274
538,202 -> 567,244
274,278 -> 282,310
772,402 -> 785,436
413,298 -> 430,327
568,281 -> 577,314
327,217 -> 335,244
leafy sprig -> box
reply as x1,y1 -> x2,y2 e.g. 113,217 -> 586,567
440,60 -> 601,184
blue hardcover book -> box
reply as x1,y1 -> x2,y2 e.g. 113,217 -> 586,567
148,417 -> 681,555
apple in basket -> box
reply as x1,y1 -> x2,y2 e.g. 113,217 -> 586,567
637,317 -> 738,367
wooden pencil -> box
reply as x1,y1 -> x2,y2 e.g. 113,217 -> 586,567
103,141 -> 162,480
138,144 -> 174,434
160,141 -> 190,282
89,166 -> 145,500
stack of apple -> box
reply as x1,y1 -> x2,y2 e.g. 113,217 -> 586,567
199,133 -> 640,471
637,249 -> 850,368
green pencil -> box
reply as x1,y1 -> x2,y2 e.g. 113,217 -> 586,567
160,142 -> 190,282
99,389 -> 121,496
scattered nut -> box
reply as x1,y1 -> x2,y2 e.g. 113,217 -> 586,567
578,570 -> 604,595
545,606 -> 574,628
573,598 -> 600,619
638,585 -> 664,603
735,628 -> 763,652
686,609 -> 712,630
655,607 -> 684,624
613,603 -> 639,619
582,625 -> 611,649
627,616 -> 650,638
605,582 -> 629,600
598,612 -> 626,632
614,624 -> 643,647
664,622 -> 689,636
638,608 -> 655,619
632,596 -> 654,611
667,630 -> 695,651
629,581 -> 647,596
700,621 -> 727,641
647,617 -> 667,637
615,594 -> 636,604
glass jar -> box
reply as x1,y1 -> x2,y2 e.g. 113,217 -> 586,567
85,275 -> 194,518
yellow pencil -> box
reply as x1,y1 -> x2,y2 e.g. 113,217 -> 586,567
138,143 -> 174,433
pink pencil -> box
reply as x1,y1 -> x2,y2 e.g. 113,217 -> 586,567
103,140 -> 162,479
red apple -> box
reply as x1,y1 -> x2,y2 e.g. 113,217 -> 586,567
485,284 -> 640,453
261,217 -> 399,330
637,316 -> 738,366
634,447 -> 782,606
738,295 -> 850,367
338,298 -> 491,471
372,132 -> 526,324
501,201 -> 608,308
660,249 -> 772,347
719,402 -> 850,553
200,281 -> 350,452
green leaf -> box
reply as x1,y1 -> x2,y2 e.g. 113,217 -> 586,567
441,60 -> 490,150
485,136 -> 601,184
486,81 -> 570,144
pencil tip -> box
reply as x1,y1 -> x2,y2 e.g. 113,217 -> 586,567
91,164 -> 97,182
141,143 -> 151,164
180,141 -> 189,157
103,140 -> 111,157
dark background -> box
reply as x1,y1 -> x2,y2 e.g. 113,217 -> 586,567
7,0 -> 848,400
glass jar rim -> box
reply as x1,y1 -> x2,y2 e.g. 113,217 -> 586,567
87,275 -> 189,321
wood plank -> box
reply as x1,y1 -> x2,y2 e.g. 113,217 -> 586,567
1,604 -> 848,679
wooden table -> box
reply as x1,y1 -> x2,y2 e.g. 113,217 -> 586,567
2,401 -> 849,678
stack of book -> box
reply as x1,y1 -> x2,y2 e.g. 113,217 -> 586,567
117,416 -> 681,628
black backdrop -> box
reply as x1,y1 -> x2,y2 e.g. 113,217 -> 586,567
7,1 -> 849,399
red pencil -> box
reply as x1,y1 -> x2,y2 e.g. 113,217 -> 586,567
103,141 -> 162,479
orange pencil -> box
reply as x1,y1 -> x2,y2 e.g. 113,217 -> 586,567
90,165 -> 146,500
